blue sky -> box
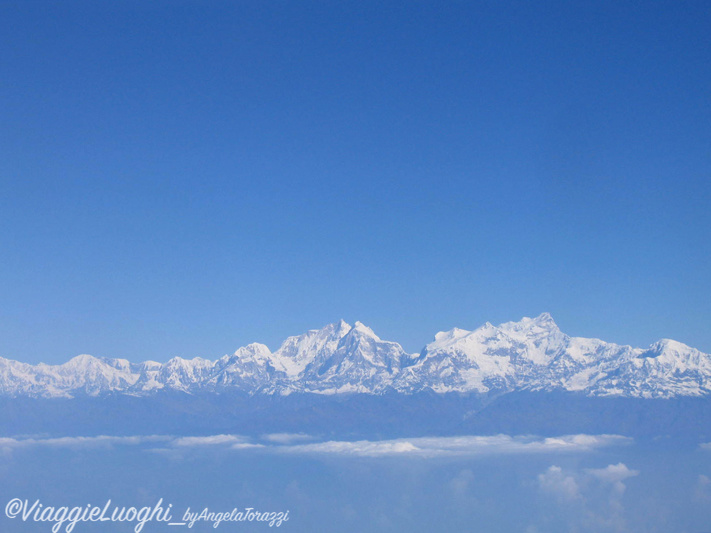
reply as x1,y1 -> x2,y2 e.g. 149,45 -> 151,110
1,1 -> 709,363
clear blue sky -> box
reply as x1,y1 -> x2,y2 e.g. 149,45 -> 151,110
1,1 -> 709,363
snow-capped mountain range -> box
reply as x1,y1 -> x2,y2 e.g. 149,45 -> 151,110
1,313 -> 709,399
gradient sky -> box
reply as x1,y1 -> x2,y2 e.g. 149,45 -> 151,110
1,1 -> 709,363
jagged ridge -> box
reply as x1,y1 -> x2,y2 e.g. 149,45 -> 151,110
1,314 -> 709,399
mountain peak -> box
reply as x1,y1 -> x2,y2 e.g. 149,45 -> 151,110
63,354 -> 102,368
534,311 -> 555,324
235,343 -> 272,356
329,319 -> 353,339
500,313 -> 560,335
432,327 -> 472,346
351,321 -> 380,340
525,312 -> 557,329
654,338 -> 691,350
643,338 -> 696,358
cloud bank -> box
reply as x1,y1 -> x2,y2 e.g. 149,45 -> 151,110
274,434 -> 631,457
537,462 -> 640,531
0,433 -> 631,458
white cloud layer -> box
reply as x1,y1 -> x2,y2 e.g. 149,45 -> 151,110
172,435 -> 247,447
274,434 -> 631,457
262,433 -> 314,444
0,433 -> 631,458
0,435 -> 170,450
